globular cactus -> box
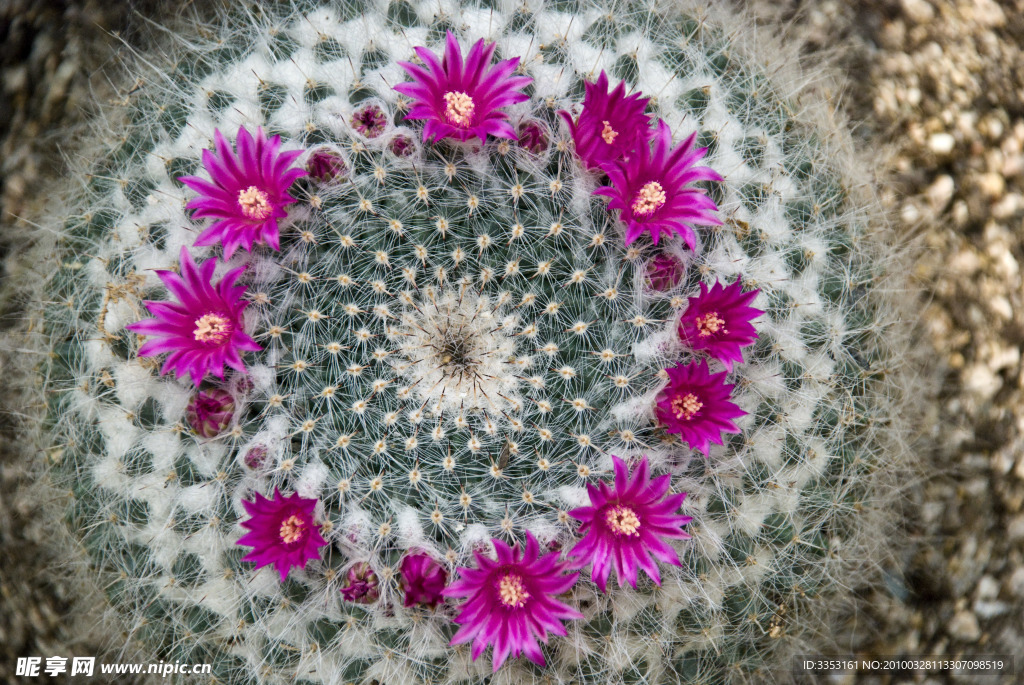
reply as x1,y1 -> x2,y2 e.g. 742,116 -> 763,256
33,0 -> 912,683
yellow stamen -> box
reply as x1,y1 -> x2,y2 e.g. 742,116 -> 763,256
193,313 -> 232,344
601,120 -> 618,145
279,514 -> 306,544
696,312 -> 726,336
443,91 -> 475,127
605,505 -> 641,536
238,186 -> 272,220
671,393 -> 702,421
497,573 -> 530,608
631,181 -> 667,216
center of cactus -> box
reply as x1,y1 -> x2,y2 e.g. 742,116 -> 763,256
443,91 -> 475,127
605,505 -> 641,536
394,290 -> 521,413
237,185 -> 271,219
631,181 -> 667,216
192,312 -> 233,344
278,514 -> 306,545
497,573 -> 530,608
600,120 -> 618,144
695,312 -> 726,336
671,392 -> 703,421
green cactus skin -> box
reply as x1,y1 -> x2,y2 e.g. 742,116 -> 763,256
36,1 -> 911,683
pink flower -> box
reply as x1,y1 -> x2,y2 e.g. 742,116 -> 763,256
569,456 -> 691,592
351,103 -> 388,138
395,31 -> 532,143
179,126 -> 306,259
443,532 -> 583,671
654,360 -> 745,456
125,247 -> 262,386
340,562 -> 379,603
186,387 -> 234,438
594,120 -> 722,248
646,253 -> 685,290
558,71 -> 653,171
236,489 -> 328,582
678,280 -> 763,371
400,552 -> 448,608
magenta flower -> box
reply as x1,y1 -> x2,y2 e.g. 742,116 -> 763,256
594,120 -> 723,248
340,562 -> 379,604
394,31 -> 532,143
236,489 -> 328,582
400,552 -> 448,608
179,126 -> 306,259
654,360 -> 745,455
443,532 -> 583,671
186,387 -> 234,438
558,71 -> 653,171
351,103 -> 388,138
646,253 -> 685,291
125,247 -> 262,386
568,456 -> 691,592
678,280 -> 763,371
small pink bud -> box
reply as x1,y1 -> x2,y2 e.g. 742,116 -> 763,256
186,388 -> 234,438
243,445 -> 268,470
517,119 -> 549,154
306,147 -> 348,183
399,552 -> 448,608
340,562 -> 379,603
389,133 -> 414,157
646,253 -> 685,291
351,103 -> 388,138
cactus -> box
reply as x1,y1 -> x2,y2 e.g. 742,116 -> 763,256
33,0 -> 911,683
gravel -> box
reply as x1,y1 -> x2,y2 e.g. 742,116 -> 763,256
3,1 -> 1024,683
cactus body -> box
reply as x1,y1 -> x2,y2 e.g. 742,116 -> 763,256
39,1 -> 909,683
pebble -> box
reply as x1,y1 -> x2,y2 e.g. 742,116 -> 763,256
947,609 -> 981,642
925,174 -> 955,211
1008,567 -> 1024,597
901,0 -> 935,23
928,132 -> 956,154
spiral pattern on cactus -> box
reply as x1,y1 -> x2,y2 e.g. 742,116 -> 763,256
37,1 -> 910,683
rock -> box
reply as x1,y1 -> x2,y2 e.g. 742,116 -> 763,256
975,575 -> 999,600
1007,567 -> 1024,597
947,609 -> 981,642
928,132 -> 956,154
900,0 -> 935,23
925,174 -> 955,211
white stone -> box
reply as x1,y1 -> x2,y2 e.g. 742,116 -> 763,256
927,132 -> 955,154
947,609 -> 981,642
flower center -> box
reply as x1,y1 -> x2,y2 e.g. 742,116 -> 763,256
695,311 -> 726,336
443,91 -> 475,127
631,181 -> 667,216
605,505 -> 641,536
279,514 -> 307,545
193,313 -> 233,344
497,573 -> 530,608
237,186 -> 272,220
671,392 -> 703,421
601,120 -> 618,145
